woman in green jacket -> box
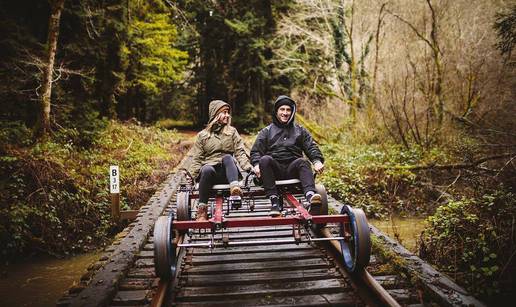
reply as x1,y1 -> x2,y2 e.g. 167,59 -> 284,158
188,100 -> 252,221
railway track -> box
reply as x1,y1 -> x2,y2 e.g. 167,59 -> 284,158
145,193 -> 422,307
58,152 -> 484,307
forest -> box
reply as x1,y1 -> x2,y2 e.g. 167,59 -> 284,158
0,0 -> 515,304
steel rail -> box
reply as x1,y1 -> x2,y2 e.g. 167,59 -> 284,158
320,228 -> 401,307
150,217 -> 401,307
148,192 -> 401,307
150,233 -> 184,307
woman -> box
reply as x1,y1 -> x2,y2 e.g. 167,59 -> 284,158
188,100 -> 253,221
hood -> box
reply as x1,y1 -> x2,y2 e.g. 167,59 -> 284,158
208,100 -> 231,123
272,95 -> 296,128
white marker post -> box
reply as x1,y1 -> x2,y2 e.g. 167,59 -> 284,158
110,165 -> 120,222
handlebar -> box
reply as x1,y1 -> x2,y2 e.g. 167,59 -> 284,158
178,168 -> 196,185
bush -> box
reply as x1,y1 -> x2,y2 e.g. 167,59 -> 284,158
0,121 -> 185,260
155,118 -> 194,130
0,121 -> 32,149
419,189 -> 516,300
319,143 -> 436,218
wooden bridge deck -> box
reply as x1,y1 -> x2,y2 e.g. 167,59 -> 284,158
57,152 -> 484,307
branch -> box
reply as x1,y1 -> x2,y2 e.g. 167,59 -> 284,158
385,8 -> 434,51
389,153 -> 516,171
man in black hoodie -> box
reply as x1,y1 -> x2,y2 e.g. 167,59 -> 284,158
250,95 -> 325,216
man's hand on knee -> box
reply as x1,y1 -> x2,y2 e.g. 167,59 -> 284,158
313,161 -> 324,174
253,164 -> 261,178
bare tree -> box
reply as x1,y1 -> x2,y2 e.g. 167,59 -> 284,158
372,2 -> 388,96
494,5 -> 516,61
36,0 -> 65,139
386,0 -> 445,125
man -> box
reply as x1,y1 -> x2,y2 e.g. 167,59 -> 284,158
250,95 -> 325,216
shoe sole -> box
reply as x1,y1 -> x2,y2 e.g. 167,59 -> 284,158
269,210 -> 281,217
310,195 -> 322,204
230,187 -> 243,197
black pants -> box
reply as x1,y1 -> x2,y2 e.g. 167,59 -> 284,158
198,154 -> 239,204
258,155 -> 316,197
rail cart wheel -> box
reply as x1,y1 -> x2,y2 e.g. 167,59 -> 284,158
153,214 -> 177,280
339,205 -> 371,272
176,191 -> 191,221
314,184 -> 328,216
311,184 -> 329,231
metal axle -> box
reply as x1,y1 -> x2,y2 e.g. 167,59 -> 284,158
177,236 -> 346,248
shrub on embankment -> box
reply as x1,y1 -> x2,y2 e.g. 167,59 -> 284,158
309,116 -> 515,302
319,142 -> 450,218
420,190 -> 515,302
0,121 -> 187,260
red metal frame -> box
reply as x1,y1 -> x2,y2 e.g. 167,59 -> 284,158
187,188 -> 267,200
173,192 -> 349,231
213,196 -> 224,224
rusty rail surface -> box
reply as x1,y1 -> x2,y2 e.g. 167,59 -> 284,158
57,149 -> 484,307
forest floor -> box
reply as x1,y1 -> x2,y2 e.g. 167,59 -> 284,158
0,122 -> 194,261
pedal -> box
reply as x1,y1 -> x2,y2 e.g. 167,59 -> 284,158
222,233 -> 229,247
229,196 -> 242,209
292,225 -> 301,244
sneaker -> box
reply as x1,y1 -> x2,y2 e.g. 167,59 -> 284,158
309,193 -> 322,204
230,185 -> 242,197
195,204 -> 209,221
269,204 -> 281,217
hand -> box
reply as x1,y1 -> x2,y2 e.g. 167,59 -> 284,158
313,161 -> 324,174
253,164 -> 261,178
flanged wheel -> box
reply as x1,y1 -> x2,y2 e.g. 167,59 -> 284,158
314,184 -> 329,215
339,205 -> 371,272
311,184 -> 329,231
153,214 -> 177,280
176,191 -> 191,221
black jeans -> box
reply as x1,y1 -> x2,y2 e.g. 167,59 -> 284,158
198,154 -> 239,203
258,155 -> 315,197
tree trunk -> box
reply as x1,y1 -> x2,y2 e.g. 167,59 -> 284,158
36,0 -> 65,139
428,3 -> 444,125
99,2 -> 127,120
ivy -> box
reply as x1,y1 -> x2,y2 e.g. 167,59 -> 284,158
420,191 -> 516,297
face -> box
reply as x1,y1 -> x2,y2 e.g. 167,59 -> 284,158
217,108 -> 230,125
276,105 -> 292,124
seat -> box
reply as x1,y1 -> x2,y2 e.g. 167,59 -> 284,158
275,179 -> 301,186
193,181 -> 243,191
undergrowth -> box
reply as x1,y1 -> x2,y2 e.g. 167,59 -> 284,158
0,121 -> 188,260
314,124 -> 515,302
420,190 -> 515,301
318,142 -> 449,218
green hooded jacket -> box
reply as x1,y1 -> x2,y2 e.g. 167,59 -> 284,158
188,100 -> 252,179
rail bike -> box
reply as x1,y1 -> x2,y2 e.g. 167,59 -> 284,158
153,171 -> 371,281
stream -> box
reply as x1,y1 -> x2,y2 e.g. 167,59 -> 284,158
0,252 -> 99,307
371,216 -> 427,252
